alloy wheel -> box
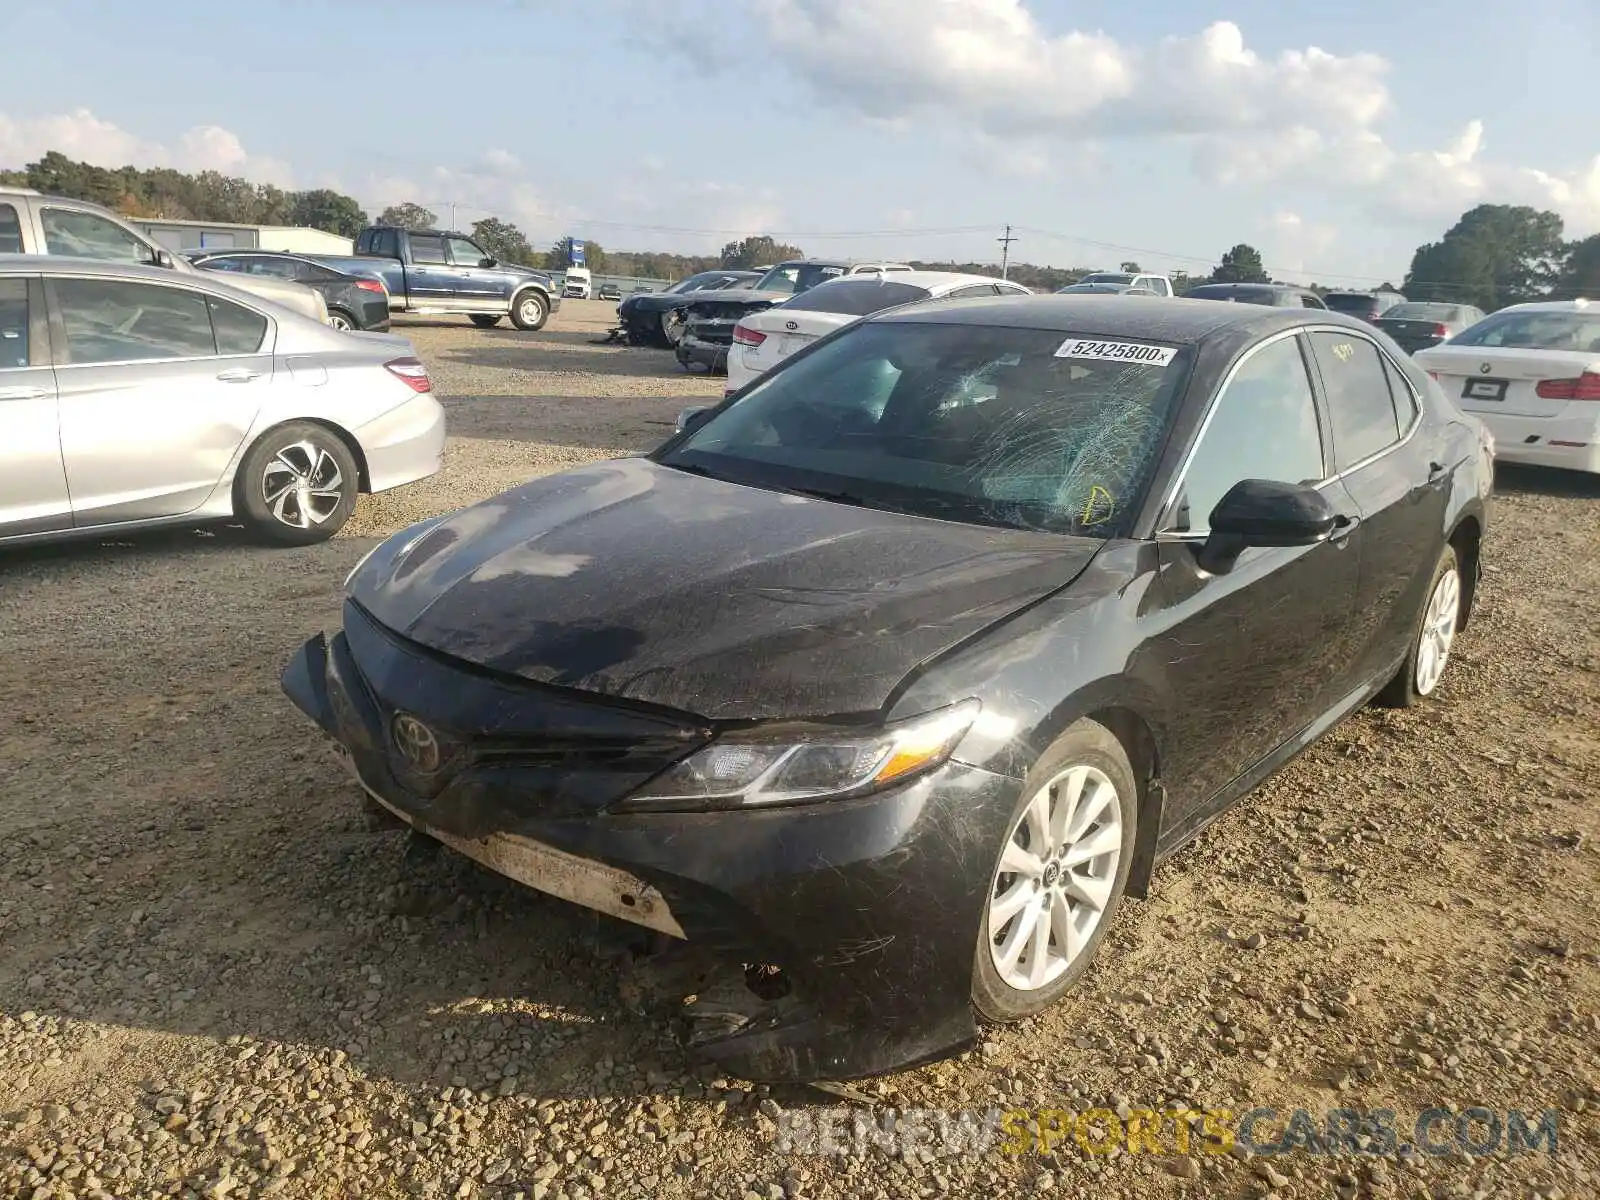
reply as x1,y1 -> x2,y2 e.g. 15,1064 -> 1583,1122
987,765 -> 1123,992
261,440 -> 345,530
1415,566 -> 1461,696
328,313 -> 354,331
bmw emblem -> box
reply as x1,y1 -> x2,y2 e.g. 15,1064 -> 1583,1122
1480,362 -> 1493,375
391,713 -> 442,774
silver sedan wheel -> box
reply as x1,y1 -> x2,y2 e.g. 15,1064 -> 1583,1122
1415,565 -> 1461,696
261,441 -> 345,530
987,764 -> 1122,992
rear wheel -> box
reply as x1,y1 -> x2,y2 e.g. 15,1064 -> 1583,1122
510,291 -> 549,331
235,421 -> 359,546
327,309 -> 356,331
470,314 -> 502,329
1377,544 -> 1462,707
972,719 -> 1137,1022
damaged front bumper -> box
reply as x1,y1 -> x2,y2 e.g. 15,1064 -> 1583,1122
281,605 -> 1022,1082
675,330 -> 731,373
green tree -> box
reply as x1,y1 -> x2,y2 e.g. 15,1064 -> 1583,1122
471,216 -> 537,265
1404,204 -> 1566,310
1210,243 -> 1270,284
287,189 -> 368,238
1119,261 -> 1141,273
720,235 -> 803,269
377,202 -> 437,230
1557,234 -> 1600,300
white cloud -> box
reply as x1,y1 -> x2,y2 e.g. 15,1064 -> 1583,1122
1264,211 -> 1339,281
0,107 -> 293,187
719,1 -> 1600,235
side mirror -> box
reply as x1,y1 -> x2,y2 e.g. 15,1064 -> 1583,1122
675,406 -> 714,434
480,257 -> 497,268
153,248 -> 175,269
1195,479 -> 1336,575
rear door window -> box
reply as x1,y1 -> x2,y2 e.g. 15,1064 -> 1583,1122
51,278 -> 216,363
1307,331 -> 1401,468
409,235 -> 447,265
946,284 -> 1002,299
782,280 -> 931,314
40,208 -> 154,265
0,204 -> 22,254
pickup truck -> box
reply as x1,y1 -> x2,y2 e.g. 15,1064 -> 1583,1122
309,226 -> 561,330
0,188 -> 331,323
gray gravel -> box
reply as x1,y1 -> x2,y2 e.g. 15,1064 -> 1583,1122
1,302 -> 1597,1198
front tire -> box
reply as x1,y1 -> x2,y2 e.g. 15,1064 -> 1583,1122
972,719 -> 1137,1023
510,290 -> 549,331
1377,544 -> 1462,707
470,314 -> 502,329
235,421 -> 359,546
661,308 -> 687,347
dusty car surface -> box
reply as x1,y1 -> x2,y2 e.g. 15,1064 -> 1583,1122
281,295 -> 1491,1081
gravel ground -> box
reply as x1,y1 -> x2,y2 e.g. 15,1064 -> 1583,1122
1,300 -> 1596,1200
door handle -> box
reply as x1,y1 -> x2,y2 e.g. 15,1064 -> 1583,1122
216,368 -> 261,383
0,385 -> 50,401
1329,512 -> 1361,543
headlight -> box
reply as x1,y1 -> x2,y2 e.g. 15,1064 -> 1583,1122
618,699 -> 980,812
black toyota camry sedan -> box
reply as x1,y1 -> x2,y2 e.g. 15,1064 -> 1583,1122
281,296 -> 1493,1082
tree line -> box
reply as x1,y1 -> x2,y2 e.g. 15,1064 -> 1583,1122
5,151 -> 1596,309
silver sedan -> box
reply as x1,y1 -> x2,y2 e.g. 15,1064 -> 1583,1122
0,255 -> 445,547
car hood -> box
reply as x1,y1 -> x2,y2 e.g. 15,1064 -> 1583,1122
350,457 -> 1102,720
680,287 -> 791,309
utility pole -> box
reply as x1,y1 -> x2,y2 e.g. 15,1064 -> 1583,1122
998,224 -> 1018,280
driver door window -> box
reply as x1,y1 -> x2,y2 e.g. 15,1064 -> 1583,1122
40,208 -> 155,265
447,238 -> 487,267
1171,335 -> 1326,533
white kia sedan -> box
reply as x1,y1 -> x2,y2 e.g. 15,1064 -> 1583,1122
1414,299 -> 1600,475
724,271 -> 1034,394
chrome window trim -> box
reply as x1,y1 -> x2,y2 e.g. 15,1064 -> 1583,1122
1157,323 -> 1424,533
45,272 -> 278,369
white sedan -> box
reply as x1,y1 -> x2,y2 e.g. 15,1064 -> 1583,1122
0,256 -> 445,548
1414,299 -> 1600,475
725,271 -> 1034,393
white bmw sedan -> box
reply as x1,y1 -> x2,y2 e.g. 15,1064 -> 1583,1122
724,271 -> 1034,394
0,256 -> 445,548
1414,299 -> 1600,475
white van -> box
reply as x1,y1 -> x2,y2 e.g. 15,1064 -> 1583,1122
562,267 -> 592,300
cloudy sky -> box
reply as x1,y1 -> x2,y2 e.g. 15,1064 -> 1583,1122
3,0 -> 1597,283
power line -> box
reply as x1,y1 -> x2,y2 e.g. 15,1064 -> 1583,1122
998,224 -> 1018,280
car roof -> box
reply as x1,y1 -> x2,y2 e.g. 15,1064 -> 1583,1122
0,254 -> 201,282
805,270 -> 1008,291
1497,298 -> 1596,312
870,293 -> 1374,341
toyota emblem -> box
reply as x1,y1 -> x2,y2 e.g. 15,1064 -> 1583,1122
785,320 -> 798,331
1480,362 -> 1493,375
391,713 -> 442,774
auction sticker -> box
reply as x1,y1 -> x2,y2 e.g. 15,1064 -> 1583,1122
1054,338 -> 1176,366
